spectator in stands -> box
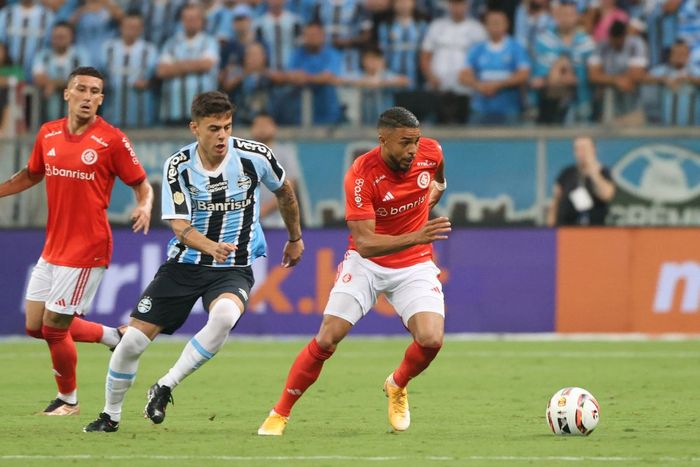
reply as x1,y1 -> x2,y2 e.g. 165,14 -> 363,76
213,0 -> 241,43
0,0 -> 54,81
256,0 -> 303,72
669,0 -> 700,47
220,4 -> 259,74
250,112 -> 304,229
547,136 -> 616,226
100,12 -> 159,128
138,0 -> 187,48
43,0 -> 80,22
588,20 -> 648,121
32,21 -> 87,123
70,0 -> 123,66
343,46 -> 410,124
587,0 -> 629,42
643,39 -> 699,125
284,21 -> 343,125
287,0 -> 319,24
420,0 -> 486,123
223,42 -> 273,124
376,0 -> 429,89
531,1 -> 596,123
0,42 -> 24,136
514,0 -> 554,56
313,0 -> 371,74
199,0 -> 224,37
157,3 -> 219,125
459,10 -> 530,125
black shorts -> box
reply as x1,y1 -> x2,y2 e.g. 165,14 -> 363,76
130,261 -> 254,335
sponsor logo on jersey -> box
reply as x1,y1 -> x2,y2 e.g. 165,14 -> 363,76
377,194 -> 427,217
44,163 -> 96,181
90,135 -> 109,148
195,195 -> 253,212
167,153 -> 189,185
46,148 -> 56,157
234,138 -> 270,158
353,178 -> 365,207
237,175 -> 252,190
206,181 -> 229,193
121,137 -> 140,165
43,130 -> 62,139
382,191 -> 395,202
173,191 -> 185,205
342,273 -> 352,283
417,171 -> 430,189
417,160 -> 437,167
137,296 -> 153,313
374,175 -> 386,185
81,149 -> 98,165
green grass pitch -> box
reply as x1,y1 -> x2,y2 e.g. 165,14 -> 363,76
1,338 -> 699,466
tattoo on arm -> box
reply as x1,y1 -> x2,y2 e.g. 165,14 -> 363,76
274,181 -> 301,238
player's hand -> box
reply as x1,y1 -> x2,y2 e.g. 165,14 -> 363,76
211,242 -> 237,264
281,238 -> 304,268
415,217 -> 451,244
130,205 -> 151,235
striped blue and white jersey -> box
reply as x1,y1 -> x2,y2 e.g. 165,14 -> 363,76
0,3 -> 54,80
32,45 -> 88,121
376,18 -> 428,88
100,38 -> 159,128
158,31 -> 220,123
139,0 -> 187,47
255,10 -> 303,70
162,136 -> 286,267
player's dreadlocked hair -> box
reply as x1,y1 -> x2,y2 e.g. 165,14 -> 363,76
67,66 -> 104,86
191,91 -> 236,121
377,107 -> 420,129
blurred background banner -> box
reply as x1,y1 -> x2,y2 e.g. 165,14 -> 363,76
0,228 -> 557,336
3,132 -> 699,229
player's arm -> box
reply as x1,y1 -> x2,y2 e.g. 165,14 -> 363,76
273,179 -> 304,268
129,178 -> 154,234
546,183 -> 562,227
170,218 -> 236,264
429,161 -> 446,209
0,167 -> 43,198
348,217 -> 451,258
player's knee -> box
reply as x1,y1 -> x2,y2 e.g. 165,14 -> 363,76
414,331 -> 444,349
315,334 -> 342,352
209,299 -> 241,331
26,327 -> 43,340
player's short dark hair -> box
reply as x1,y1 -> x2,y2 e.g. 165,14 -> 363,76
67,66 -> 104,86
191,91 -> 235,121
377,107 -> 420,129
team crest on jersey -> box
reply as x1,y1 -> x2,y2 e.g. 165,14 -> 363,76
417,171 -> 430,189
81,149 -> 98,165
237,175 -> 252,190
188,185 -> 200,195
173,192 -> 185,205
137,296 -> 153,313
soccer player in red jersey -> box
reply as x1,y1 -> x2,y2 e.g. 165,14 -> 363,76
258,107 -> 450,435
0,67 -> 153,415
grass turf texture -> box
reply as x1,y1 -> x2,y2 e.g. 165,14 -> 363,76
0,338 -> 698,466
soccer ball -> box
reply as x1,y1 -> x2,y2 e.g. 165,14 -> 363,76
546,387 -> 600,436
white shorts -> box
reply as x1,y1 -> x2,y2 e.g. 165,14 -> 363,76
324,250 -> 445,326
25,257 -> 105,315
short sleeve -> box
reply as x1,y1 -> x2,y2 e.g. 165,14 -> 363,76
161,154 -> 192,221
27,130 -> 45,176
259,146 -> 286,192
344,164 -> 376,221
514,41 -> 531,70
111,129 -> 147,186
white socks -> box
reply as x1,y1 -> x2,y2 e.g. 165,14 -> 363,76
104,327 -> 151,421
158,298 -> 241,390
58,389 -> 77,405
100,326 -> 121,348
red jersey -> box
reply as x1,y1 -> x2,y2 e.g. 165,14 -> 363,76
344,137 -> 443,268
27,117 -> 147,268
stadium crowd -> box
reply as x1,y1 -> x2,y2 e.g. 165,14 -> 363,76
0,0 -> 699,132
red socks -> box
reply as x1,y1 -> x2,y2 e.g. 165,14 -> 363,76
41,325 -> 77,395
26,328 -> 43,339
68,316 -> 104,343
274,338 -> 334,417
392,340 -> 442,388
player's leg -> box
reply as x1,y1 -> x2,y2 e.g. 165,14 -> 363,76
383,262 -> 445,431
258,296 -> 359,436
146,267 -> 253,424
68,315 -> 122,349
84,318 -> 162,432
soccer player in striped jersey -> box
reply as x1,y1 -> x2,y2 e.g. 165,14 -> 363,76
32,21 -> 88,123
0,66 -> 153,416
157,3 -> 220,125
100,12 -> 158,128
84,91 -> 304,433
0,0 -> 54,80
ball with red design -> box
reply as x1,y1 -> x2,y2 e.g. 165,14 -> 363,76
546,387 -> 600,436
